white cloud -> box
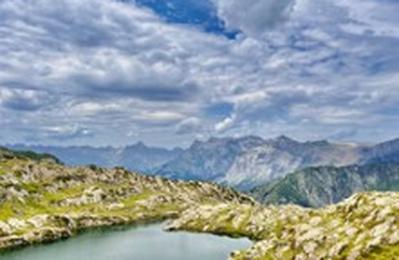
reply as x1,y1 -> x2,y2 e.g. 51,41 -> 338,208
334,0 -> 399,38
212,0 -> 296,36
215,114 -> 236,133
137,111 -> 186,122
0,0 -> 398,146
176,117 -> 202,135
42,125 -> 94,140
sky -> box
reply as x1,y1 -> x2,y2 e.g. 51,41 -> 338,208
1,0 -> 399,148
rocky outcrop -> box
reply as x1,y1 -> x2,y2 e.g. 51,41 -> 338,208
167,192 -> 399,259
0,150 -> 253,251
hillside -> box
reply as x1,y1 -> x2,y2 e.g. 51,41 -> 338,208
0,149 -> 252,250
361,138 -> 399,164
251,163 -> 399,207
168,192 -> 399,259
0,147 -> 61,164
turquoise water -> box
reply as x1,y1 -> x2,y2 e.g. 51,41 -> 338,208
0,224 -> 251,260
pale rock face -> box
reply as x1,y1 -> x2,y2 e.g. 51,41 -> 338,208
157,136 -> 266,182
7,219 -> 27,230
0,222 -> 11,236
221,145 -> 303,190
27,215 -> 50,229
223,138 -> 363,190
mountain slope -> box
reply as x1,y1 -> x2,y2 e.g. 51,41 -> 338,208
0,148 -> 252,250
221,137 -> 362,189
156,136 -> 265,181
0,147 -> 61,164
361,138 -> 399,164
251,163 -> 399,207
157,135 -> 365,189
8,143 -> 182,173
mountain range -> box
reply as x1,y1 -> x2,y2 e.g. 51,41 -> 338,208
6,136 -> 399,191
157,135 -> 399,190
8,142 -> 182,174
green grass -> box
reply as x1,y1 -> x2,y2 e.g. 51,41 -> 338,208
367,244 -> 399,259
0,202 -> 16,221
43,185 -> 89,203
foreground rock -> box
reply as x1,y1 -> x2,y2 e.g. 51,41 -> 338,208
167,192 -> 399,259
0,149 -> 253,250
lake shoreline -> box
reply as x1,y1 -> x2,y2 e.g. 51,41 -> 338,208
0,223 -> 252,260
0,213 -> 178,253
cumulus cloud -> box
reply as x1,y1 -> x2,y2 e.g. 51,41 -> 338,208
215,114 -> 236,133
0,0 -> 398,146
212,0 -> 296,36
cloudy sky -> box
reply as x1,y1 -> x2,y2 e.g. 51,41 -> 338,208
1,0 -> 399,147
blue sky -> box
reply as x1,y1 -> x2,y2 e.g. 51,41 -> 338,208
1,0 -> 399,147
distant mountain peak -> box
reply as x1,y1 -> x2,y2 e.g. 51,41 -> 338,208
275,135 -> 296,142
307,139 -> 330,146
267,135 -> 299,147
133,141 -> 146,148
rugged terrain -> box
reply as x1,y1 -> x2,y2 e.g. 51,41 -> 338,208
10,136 -> 399,190
168,192 -> 399,259
158,136 -> 363,189
0,148 -> 252,250
251,163 -> 399,207
221,137 -> 361,190
1,147 -> 398,259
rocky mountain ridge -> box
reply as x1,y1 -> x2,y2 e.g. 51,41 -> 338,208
251,163 -> 399,207
221,137 -> 362,190
158,135 -> 380,190
156,136 -> 265,181
7,136 -> 399,190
